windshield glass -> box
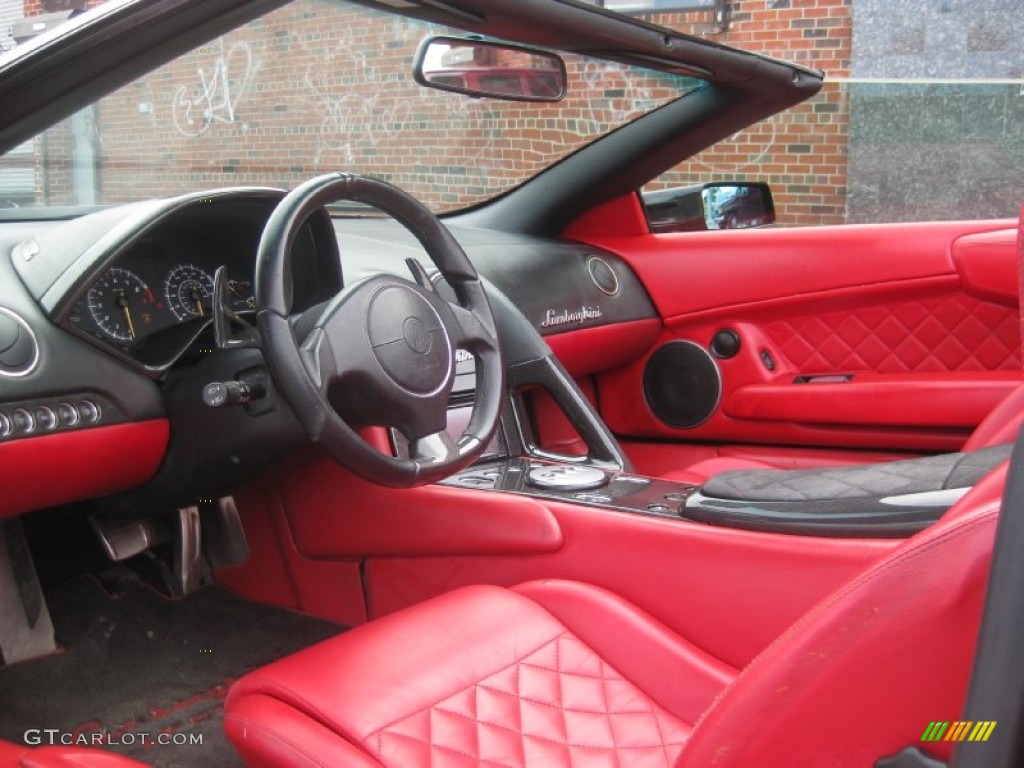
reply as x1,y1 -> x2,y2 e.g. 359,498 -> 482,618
0,0 -> 702,213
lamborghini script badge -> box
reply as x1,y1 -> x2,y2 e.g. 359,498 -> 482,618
540,305 -> 603,328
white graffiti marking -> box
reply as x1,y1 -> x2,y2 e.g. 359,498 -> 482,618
172,38 -> 256,138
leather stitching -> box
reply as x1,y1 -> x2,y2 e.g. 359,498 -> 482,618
763,295 -> 1021,373
367,631 -> 688,767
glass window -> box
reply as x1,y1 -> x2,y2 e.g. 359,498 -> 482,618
1,0 -> 701,214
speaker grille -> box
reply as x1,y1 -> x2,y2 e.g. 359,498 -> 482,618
643,341 -> 721,429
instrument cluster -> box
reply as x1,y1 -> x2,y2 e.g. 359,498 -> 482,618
67,237 -> 255,359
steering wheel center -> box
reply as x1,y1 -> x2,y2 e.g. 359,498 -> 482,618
367,284 -> 452,395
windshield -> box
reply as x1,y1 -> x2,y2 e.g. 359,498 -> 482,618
0,0 -> 701,213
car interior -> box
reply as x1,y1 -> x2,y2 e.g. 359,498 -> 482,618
0,0 -> 1022,766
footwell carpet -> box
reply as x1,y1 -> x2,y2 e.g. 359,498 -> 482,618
0,577 -> 342,767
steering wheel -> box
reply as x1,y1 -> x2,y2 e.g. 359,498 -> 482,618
255,173 -> 504,488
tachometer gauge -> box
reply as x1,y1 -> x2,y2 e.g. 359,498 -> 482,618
86,267 -> 154,343
165,265 -> 214,321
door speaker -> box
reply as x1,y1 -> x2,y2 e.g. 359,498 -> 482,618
643,341 -> 722,429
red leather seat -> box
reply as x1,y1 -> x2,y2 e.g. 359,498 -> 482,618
224,465 -> 1004,767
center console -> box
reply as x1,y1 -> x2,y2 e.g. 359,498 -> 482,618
395,283 -> 982,541
420,345 -> 992,539
444,458 -> 697,520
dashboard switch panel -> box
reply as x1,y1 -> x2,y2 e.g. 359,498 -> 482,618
0,395 -> 119,442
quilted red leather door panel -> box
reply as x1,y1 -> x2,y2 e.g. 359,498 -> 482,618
570,212 -> 1021,453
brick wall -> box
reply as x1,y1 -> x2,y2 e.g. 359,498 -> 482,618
25,0 -> 853,226
643,0 -> 852,225
31,2 -> 690,211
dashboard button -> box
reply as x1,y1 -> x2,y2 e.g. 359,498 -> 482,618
0,412 -> 11,437
11,408 -> 35,434
57,403 -> 80,427
78,400 -> 101,424
646,503 -> 672,513
34,406 -> 57,431
574,492 -> 613,504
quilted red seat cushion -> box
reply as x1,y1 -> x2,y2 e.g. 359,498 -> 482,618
225,581 -> 737,767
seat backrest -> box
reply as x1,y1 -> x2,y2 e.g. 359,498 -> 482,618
956,208 -> 1024,452
964,382 -> 1024,451
677,463 -> 1007,768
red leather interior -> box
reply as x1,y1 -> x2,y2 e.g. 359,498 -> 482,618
724,372 -> 1019,428
953,226 -> 1019,306
623,441 -> 916,480
226,582 -> 720,767
760,294 -> 1020,374
562,191 -> 650,238
219,458 -> 898,667
216,466 -> 368,626
278,457 -> 564,558
597,308 -> 1021,453
0,740 -> 148,767
565,216 -> 1021,457
224,466 -> 1005,768
577,221 -> 1015,321
679,465 -> 1005,766
544,318 -> 662,377
361,498 -> 897,669
963,381 -> 1024,451
0,420 -> 169,519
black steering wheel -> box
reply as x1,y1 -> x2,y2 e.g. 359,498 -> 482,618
255,173 -> 504,488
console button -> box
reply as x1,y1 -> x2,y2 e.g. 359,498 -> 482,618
574,492 -> 613,504
646,503 -> 672,513
11,408 -> 34,434
0,412 -> 11,438
78,400 -> 101,424
57,403 -> 79,427
34,406 -> 57,431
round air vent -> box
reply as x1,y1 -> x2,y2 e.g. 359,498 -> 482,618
587,256 -> 620,296
0,307 -> 40,378
643,341 -> 721,429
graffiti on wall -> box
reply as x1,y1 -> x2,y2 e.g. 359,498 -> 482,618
171,38 -> 257,138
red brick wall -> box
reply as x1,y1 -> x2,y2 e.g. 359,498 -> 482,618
643,0 -> 851,225
24,0 -> 853,226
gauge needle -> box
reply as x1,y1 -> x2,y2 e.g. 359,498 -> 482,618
115,291 -> 136,340
191,288 -> 205,317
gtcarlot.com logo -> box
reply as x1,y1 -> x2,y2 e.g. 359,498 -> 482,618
24,729 -> 203,747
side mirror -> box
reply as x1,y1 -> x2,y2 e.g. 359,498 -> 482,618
701,182 -> 776,230
641,182 -> 776,232
414,36 -> 567,103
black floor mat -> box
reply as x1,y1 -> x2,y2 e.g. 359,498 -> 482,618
0,576 -> 343,767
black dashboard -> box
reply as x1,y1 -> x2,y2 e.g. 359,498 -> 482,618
0,185 -> 656,509
11,188 -> 340,373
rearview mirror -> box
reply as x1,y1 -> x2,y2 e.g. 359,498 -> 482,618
642,182 -> 776,232
414,36 -> 567,102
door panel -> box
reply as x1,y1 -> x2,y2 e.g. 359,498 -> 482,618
569,214 -> 1021,454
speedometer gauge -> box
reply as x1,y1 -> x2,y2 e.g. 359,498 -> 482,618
86,267 -> 154,343
165,265 -> 214,321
